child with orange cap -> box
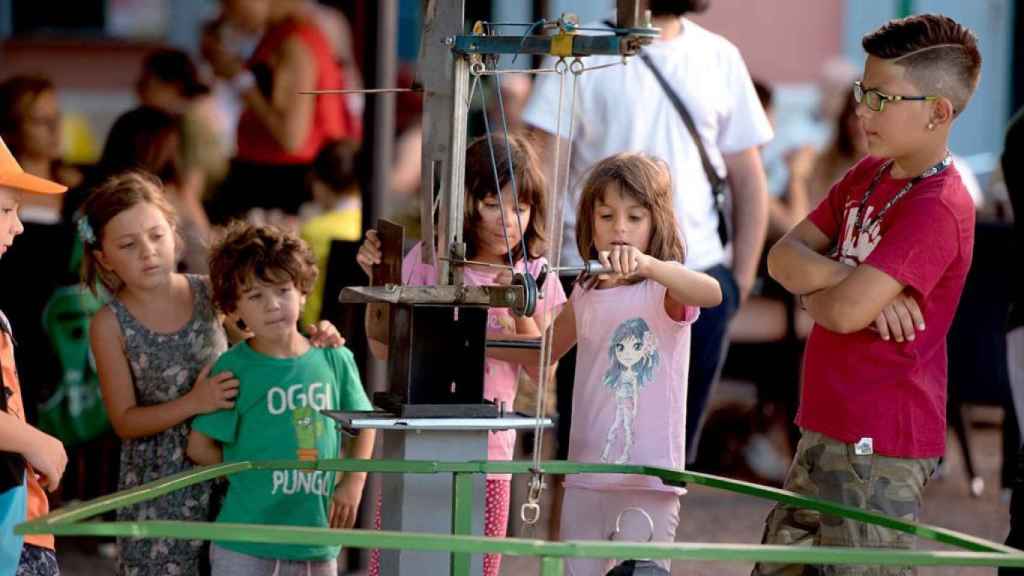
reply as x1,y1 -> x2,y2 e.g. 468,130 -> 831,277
0,136 -> 68,576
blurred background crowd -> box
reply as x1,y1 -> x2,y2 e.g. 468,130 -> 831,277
0,1 -> 1020,574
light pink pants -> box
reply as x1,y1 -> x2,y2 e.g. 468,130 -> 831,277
559,486 -> 680,576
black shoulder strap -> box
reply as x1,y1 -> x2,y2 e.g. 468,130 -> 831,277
601,21 -> 729,246
0,312 -> 11,412
637,51 -> 725,191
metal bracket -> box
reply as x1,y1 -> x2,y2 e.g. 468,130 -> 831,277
453,12 -> 657,58
340,284 -> 528,311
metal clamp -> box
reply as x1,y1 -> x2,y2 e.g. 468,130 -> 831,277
520,472 -> 546,525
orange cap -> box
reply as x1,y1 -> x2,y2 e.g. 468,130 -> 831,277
0,136 -> 67,195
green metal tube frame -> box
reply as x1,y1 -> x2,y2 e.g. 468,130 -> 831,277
17,458 -> 1024,575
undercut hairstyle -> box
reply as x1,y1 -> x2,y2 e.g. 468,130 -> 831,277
576,153 -> 685,267
209,222 -> 318,315
462,132 -> 548,262
862,14 -> 981,116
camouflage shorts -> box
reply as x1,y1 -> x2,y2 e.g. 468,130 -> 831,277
752,429 -> 938,576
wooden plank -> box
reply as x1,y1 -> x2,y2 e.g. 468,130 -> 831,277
374,218 -> 405,287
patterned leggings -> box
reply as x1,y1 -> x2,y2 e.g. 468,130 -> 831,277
369,478 -> 511,576
17,544 -> 59,576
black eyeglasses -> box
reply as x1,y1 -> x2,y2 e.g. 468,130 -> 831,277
853,81 -> 937,112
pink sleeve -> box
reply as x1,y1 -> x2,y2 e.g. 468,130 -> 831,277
401,242 -> 437,287
863,197 -> 961,297
647,280 -> 699,327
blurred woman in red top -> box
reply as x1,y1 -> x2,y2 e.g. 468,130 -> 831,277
205,0 -> 361,222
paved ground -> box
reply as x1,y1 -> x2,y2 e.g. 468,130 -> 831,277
54,406 -> 1012,575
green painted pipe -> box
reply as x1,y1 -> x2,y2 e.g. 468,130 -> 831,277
17,458 -> 1024,570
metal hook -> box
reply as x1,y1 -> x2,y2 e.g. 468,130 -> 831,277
521,501 -> 541,525
609,507 -> 655,543
520,472 -> 546,525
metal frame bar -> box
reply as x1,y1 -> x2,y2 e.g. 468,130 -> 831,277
437,54 -> 471,285
18,458 -> 1024,575
417,0 -> 464,268
451,472 -> 475,573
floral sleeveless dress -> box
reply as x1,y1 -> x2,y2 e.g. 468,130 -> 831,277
109,274 -> 227,576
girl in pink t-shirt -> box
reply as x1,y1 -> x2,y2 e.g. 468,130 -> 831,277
357,133 -> 565,576
503,152 -> 722,576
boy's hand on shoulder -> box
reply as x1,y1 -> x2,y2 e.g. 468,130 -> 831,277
356,229 -> 382,280
188,362 -> 239,414
872,292 -> 925,343
305,320 -> 346,348
329,474 -> 366,529
25,429 -> 67,492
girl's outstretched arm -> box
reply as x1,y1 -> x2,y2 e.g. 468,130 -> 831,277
91,307 -> 239,440
356,229 -> 390,360
487,301 -> 577,368
601,246 -> 722,317
642,258 -> 722,316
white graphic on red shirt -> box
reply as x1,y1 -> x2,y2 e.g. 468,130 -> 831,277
840,202 -> 882,266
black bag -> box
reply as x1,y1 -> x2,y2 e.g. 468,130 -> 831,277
606,559 -> 671,575
0,313 -> 27,493
639,51 -> 731,248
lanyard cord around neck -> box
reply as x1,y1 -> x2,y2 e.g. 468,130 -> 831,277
853,152 -> 953,238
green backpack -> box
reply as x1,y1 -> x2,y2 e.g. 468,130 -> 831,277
37,284 -> 109,446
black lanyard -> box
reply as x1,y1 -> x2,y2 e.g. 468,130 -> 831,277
853,152 -> 953,240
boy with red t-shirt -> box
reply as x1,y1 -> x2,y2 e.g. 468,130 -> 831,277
754,14 -> 982,575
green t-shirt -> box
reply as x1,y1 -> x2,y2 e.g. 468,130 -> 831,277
192,342 -> 372,561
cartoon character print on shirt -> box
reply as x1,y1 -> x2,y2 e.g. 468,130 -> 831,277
270,384 -> 335,496
601,318 -> 660,464
292,405 -> 324,463
839,201 -> 882,265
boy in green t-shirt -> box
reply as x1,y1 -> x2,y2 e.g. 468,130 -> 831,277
187,222 -> 374,573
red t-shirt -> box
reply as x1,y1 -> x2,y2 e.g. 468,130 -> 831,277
237,19 -> 361,165
800,155 -> 975,458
